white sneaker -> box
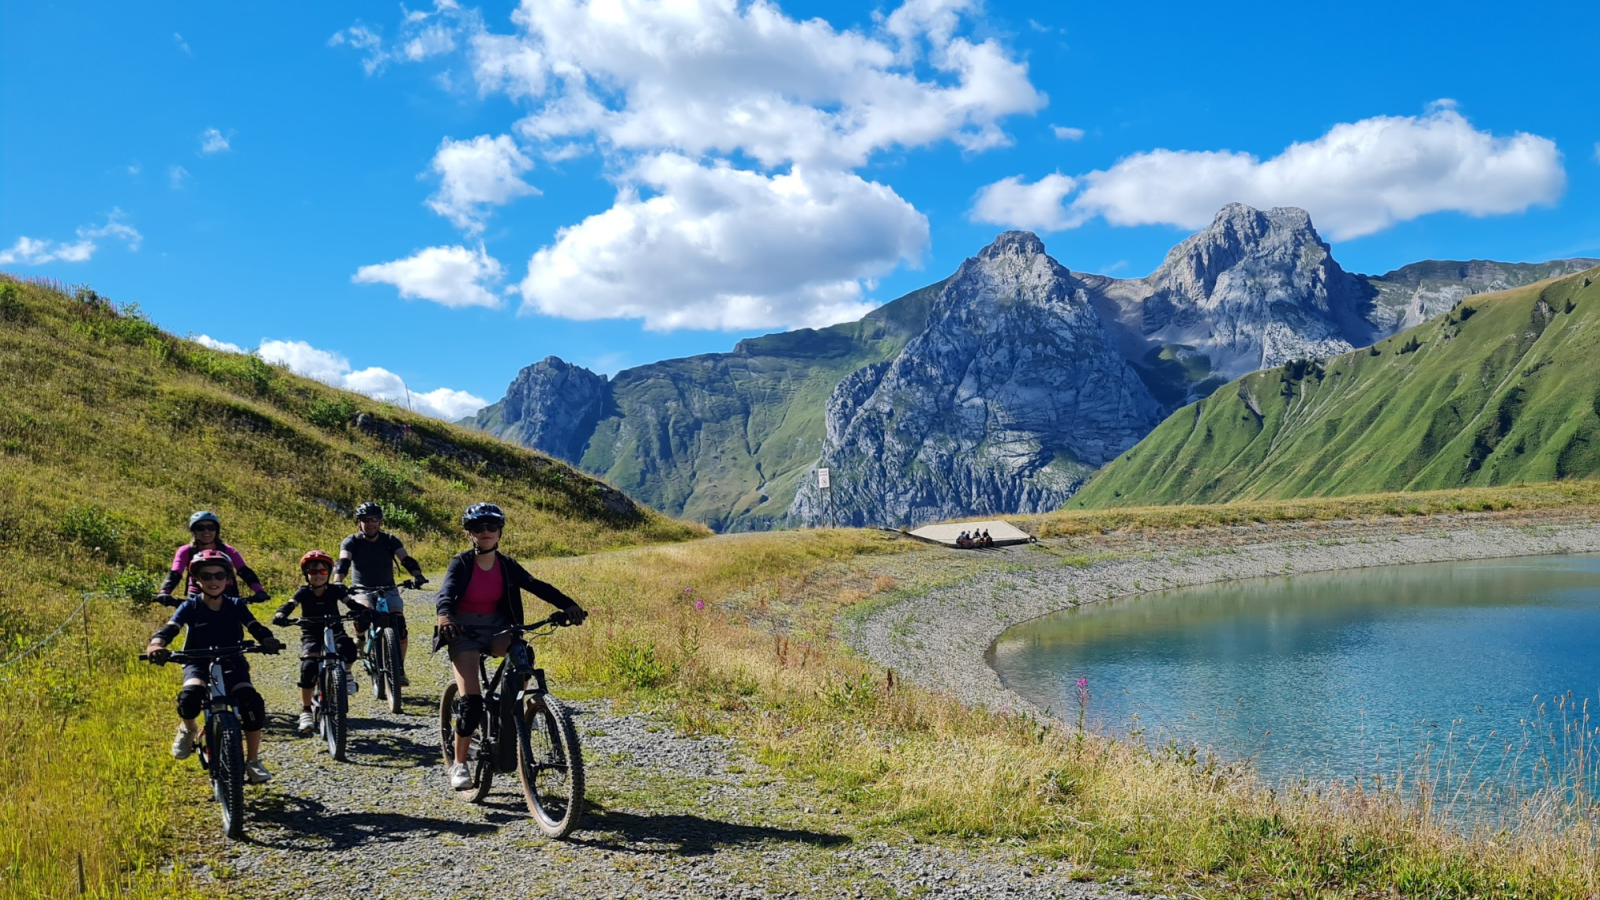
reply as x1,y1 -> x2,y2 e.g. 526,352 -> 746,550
297,711 -> 315,734
245,759 -> 273,784
171,724 -> 199,760
448,763 -> 472,790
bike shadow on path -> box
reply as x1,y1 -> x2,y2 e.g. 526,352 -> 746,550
545,802 -> 850,857
244,793 -> 495,851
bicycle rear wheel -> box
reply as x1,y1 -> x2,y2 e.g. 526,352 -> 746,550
519,694 -> 585,838
324,666 -> 349,761
381,627 -> 403,714
211,711 -> 247,840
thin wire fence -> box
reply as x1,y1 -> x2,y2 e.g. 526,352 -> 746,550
0,592 -> 104,670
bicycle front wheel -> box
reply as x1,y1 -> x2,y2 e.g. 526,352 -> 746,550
381,628 -> 403,714
211,711 -> 247,840
324,666 -> 349,761
519,694 -> 585,838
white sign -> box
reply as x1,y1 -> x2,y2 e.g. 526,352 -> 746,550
817,467 -> 830,489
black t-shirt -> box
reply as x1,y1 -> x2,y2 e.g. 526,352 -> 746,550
341,531 -> 406,588
284,584 -> 353,636
155,596 -> 267,651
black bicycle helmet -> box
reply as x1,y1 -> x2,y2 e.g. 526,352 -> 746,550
461,502 -> 506,531
354,501 -> 383,520
188,510 -> 221,532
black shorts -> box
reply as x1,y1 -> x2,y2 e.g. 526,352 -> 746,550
181,656 -> 250,687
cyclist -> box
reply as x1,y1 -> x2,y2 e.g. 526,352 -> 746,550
272,550 -> 363,734
157,511 -> 269,606
336,502 -> 428,683
145,549 -> 285,783
434,502 -> 587,790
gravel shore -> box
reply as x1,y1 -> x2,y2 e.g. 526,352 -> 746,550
195,586 -> 1154,900
850,513 -> 1600,718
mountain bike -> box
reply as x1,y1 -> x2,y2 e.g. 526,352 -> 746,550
438,614 -> 585,838
283,612 -> 355,761
139,643 -> 267,840
352,580 -> 418,714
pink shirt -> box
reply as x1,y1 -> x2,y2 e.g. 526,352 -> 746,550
459,556 -> 503,615
170,542 -> 260,595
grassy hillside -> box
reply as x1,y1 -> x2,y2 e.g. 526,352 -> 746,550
0,275 -> 701,898
573,280 -> 943,530
1071,266 -> 1600,508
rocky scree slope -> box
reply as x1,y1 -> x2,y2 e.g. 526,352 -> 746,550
1070,267 -> 1600,507
471,204 -> 1595,529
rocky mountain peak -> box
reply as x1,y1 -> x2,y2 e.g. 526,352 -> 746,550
1154,204 -> 1329,295
978,230 -> 1048,262
477,356 -> 609,464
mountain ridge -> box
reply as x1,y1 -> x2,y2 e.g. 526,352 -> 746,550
470,205 -> 1599,528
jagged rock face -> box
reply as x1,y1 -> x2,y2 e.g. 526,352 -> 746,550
1363,258 -> 1600,331
1133,204 -> 1373,377
789,232 -> 1164,528
478,356 -> 609,464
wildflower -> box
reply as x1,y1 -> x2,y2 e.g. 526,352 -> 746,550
694,600 -> 704,610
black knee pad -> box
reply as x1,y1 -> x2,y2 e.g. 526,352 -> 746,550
393,613 -> 408,641
233,685 -> 266,732
177,685 -> 207,720
454,693 -> 484,737
337,635 -> 358,665
297,658 -> 319,689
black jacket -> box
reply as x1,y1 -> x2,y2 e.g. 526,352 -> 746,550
434,549 -> 578,629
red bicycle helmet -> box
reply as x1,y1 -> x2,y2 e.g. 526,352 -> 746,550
299,550 -> 335,572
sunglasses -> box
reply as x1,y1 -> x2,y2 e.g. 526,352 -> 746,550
191,525 -> 219,533
195,570 -> 230,582
467,523 -> 501,534
305,565 -> 331,574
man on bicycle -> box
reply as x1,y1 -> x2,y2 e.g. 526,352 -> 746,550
336,502 -> 428,683
145,549 -> 284,783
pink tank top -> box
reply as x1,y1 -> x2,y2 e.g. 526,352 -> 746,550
459,556 -> 503,615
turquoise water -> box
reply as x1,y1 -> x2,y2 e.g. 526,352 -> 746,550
989,555 -> 1600,794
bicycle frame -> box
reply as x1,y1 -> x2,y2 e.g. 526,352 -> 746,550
199,658 -> 232,770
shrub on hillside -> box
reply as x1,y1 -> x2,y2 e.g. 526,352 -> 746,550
306,396 -> 357,430
99,565 -> 161,610
0,282 -> 28,323
58,505 -> 121,560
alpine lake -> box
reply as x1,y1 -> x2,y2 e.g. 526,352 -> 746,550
989,554 -> 1600,812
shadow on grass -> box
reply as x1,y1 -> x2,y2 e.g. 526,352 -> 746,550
565,802 -> 851,856
244,793 -> 495,850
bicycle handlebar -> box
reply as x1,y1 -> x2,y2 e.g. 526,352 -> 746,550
280,613 -> 360,626
450,614 -> 574,640
348,579 -> 423,592
139,643 -> 268,665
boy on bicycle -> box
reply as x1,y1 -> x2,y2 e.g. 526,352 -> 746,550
272,550 -> 362,734
336,502 -> 428,683
145,549 -> 285,783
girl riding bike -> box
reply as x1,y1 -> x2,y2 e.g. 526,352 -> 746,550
434,502 -> 587,790
145,549 -> 285,783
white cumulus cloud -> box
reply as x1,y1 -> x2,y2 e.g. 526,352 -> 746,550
0,210 -> 142,266
192,334 -> 246,354
519,154 -> 927,331
970,173 -> 1077,232
353,244 -> 505,309
974,105 -> 1567,240
199,128 -> 231,154
256,339 -> 488,420
1052,125 -> 1084,141
427,134 -> 538,231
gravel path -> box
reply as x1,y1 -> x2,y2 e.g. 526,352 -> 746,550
192,587 -> 1156,900
850,514 -> 1600,718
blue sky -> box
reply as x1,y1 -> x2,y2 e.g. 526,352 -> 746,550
3,0 -> 1597,418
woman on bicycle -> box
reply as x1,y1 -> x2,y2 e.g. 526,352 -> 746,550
272,551 -> 363,734
434,502 -> 587,790
145,549 -> 284,783
157,510 -> 270,605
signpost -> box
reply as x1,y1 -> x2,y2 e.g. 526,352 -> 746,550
817,467 -> 831,528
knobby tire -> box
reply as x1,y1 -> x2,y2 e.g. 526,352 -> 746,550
520,693 -> 585,839
382,627 -> 403,714
212,711 -> 247,840
325,666 -> 349,761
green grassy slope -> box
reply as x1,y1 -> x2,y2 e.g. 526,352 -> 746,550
0,276 -> 701,898
573,280 -> 943,530
1070,266 -> 1600,508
